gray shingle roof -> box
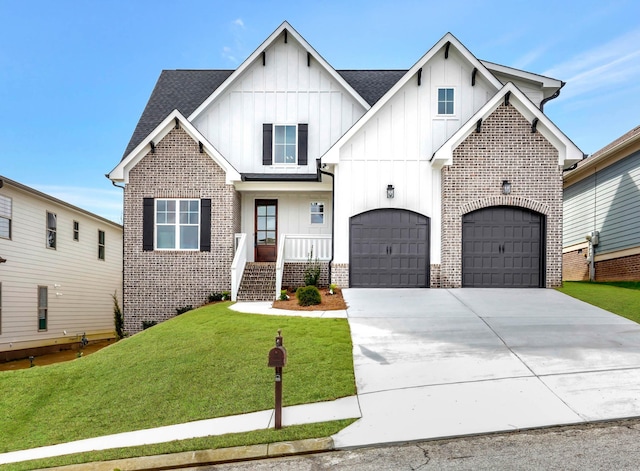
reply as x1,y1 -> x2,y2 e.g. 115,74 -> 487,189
122,69 -> 407,160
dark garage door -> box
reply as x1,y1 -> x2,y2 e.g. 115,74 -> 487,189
350,209 -> 429,288
462,206 -> 543,287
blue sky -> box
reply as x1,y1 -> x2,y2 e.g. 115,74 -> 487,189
2,0 -> 639,223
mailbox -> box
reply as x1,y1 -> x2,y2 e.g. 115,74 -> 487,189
268,346 -> 287,368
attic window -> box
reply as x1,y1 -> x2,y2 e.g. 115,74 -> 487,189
437,88 -> 455,115
274,125 -> 298,164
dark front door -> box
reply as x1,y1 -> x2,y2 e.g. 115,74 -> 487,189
462,206 -> 544,287
255,199 -> 277,262
350,209 -> 429,288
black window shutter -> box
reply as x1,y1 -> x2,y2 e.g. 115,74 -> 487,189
263,124 -> 273,165
298,123 -> 308,166
143,198 -> 154,251
200,198 -> 211,252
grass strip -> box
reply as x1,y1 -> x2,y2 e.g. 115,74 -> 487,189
557,281 -> 640,323
0,302 -> 355,453
3,419 -> 356,471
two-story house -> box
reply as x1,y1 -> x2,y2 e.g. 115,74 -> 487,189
0,176 -> 122,361
108,22 -> 582,333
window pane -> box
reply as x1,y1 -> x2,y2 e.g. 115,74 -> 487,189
285,125 -> 296,142
0,218 -> 9,238
47,212 -> 56,230
266,218 -> 276,230
98,230 -> 105,244
438,88 -> 446,101
157,226 -> 175,249
446,88 -> 454,101
0,195 -> 10,218
38,287 -> 48,308
157,200 -> 166,211
275,125 -> 285,142
47,230 -> 56,249
257,231 -> 267,244
266,205 -> 276,216
274,144 -> 285,164
257,218 -> 266,230
180,226 -> 198,249
311,214 -> 324,224
266,231 -> 276,244
438,102 -> 445,114
98,246 -> 105,260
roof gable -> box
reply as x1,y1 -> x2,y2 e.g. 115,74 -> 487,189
109,110 -> 241,184
431,82 -> 583,169
188,21 -> 371,121
322,33 -> 504,163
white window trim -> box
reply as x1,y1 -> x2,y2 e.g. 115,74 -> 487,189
273,124 -> 298,165
436,86 -> 456,117
154,199 -> 200,251
309,201 -> 326,225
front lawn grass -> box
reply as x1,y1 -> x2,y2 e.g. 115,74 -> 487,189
0,302 -> 355,454
558,281 -> 640,323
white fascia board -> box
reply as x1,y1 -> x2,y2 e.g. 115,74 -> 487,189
234,180 -> 332,192
108,110 -> 241,185
322,33 -> 503,164
188,21 -> 370,121
481,60 -> 563,89
431,82 -> 583,169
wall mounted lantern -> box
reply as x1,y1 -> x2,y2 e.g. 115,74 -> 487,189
387,184 -> 395,199
501,180 -> 511,195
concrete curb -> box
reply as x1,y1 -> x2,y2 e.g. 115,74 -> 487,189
47,437 -> 334,470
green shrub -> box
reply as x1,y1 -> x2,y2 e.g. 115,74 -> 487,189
175,305 -> 193,315
296,285 -> 321,306
208,292 -> 223,302
112,291 -> 124,339
141,320 -> 157,330
222,291 -> 231,300
279,289 -> 289,301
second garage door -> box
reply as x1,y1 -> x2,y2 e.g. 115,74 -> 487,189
350,209 -> 429,288
462,206 -> 544,287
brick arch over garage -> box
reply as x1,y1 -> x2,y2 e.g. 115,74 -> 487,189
459,196 -> 550,219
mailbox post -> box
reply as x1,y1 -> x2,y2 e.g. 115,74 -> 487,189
267,329 -> 287,429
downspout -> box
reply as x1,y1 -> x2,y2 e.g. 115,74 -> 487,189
317,162 -> 335,285
539,81 -> 565,112
107,176 -> 126,315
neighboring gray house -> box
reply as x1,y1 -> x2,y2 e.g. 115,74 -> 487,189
108,22 -> 582,333
0,176 -> 123,361
563,125 -> 640,281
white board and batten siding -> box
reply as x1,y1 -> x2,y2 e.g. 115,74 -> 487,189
0,180 -> 123,354
240,191 -> 332,262
192,35 -> 367,175
563,151 -> 640,255
333,48 -> 495,265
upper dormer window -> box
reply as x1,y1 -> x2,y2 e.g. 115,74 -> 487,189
263,123 -> 308,166
274,125 -> 297,164
438,88 -> 455,115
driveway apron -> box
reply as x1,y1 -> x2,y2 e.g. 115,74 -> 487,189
333,288 -> 640,448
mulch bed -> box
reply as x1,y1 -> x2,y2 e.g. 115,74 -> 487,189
272,288 -> 347,311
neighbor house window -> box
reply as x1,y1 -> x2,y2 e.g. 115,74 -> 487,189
73,221 -> 79,241
0,195 -> 12,239
274,125 -> 297,164
310,202 -> 325,224
38,286 -> 48,331
46,211 -> 57,249
98,230 -> 105,260
438,88 -> 455,115
155,199 -> 199,250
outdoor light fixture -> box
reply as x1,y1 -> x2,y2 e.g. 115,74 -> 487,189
502,180 -> 511,195
387,184 -> 395,199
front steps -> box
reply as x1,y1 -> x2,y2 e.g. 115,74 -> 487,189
237,262 -> 276,301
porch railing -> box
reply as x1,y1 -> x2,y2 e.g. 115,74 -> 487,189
274,234 -> 332,299
231,233 -> 248,301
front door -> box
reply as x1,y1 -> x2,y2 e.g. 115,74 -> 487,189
255,199 -> 277,262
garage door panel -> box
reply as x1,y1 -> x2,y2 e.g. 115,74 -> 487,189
350,209 -> 429,288
463,206 -> 543,288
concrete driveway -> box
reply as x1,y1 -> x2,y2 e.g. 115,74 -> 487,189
333,288 -> 640,448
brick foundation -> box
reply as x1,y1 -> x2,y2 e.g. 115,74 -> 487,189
282,262 -> 330,290
441,104 -> 563,288
331,263 -> 349,288
562,249 -> 589,281
430,264 -> 441,288
123,127 -> 240,333
595,253 -> 640,281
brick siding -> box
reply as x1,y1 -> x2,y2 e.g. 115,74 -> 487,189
595,253 -> 640,281
123,127 -> 239,333
331,263 -> 349,288
562,249 -> 589,281
430,264 -> 441,288
281,262 -> 329,290
440,103 -> 563,288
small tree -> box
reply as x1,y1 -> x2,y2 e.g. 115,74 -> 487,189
303,246 -> 321,286
112,291 -> 124,340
